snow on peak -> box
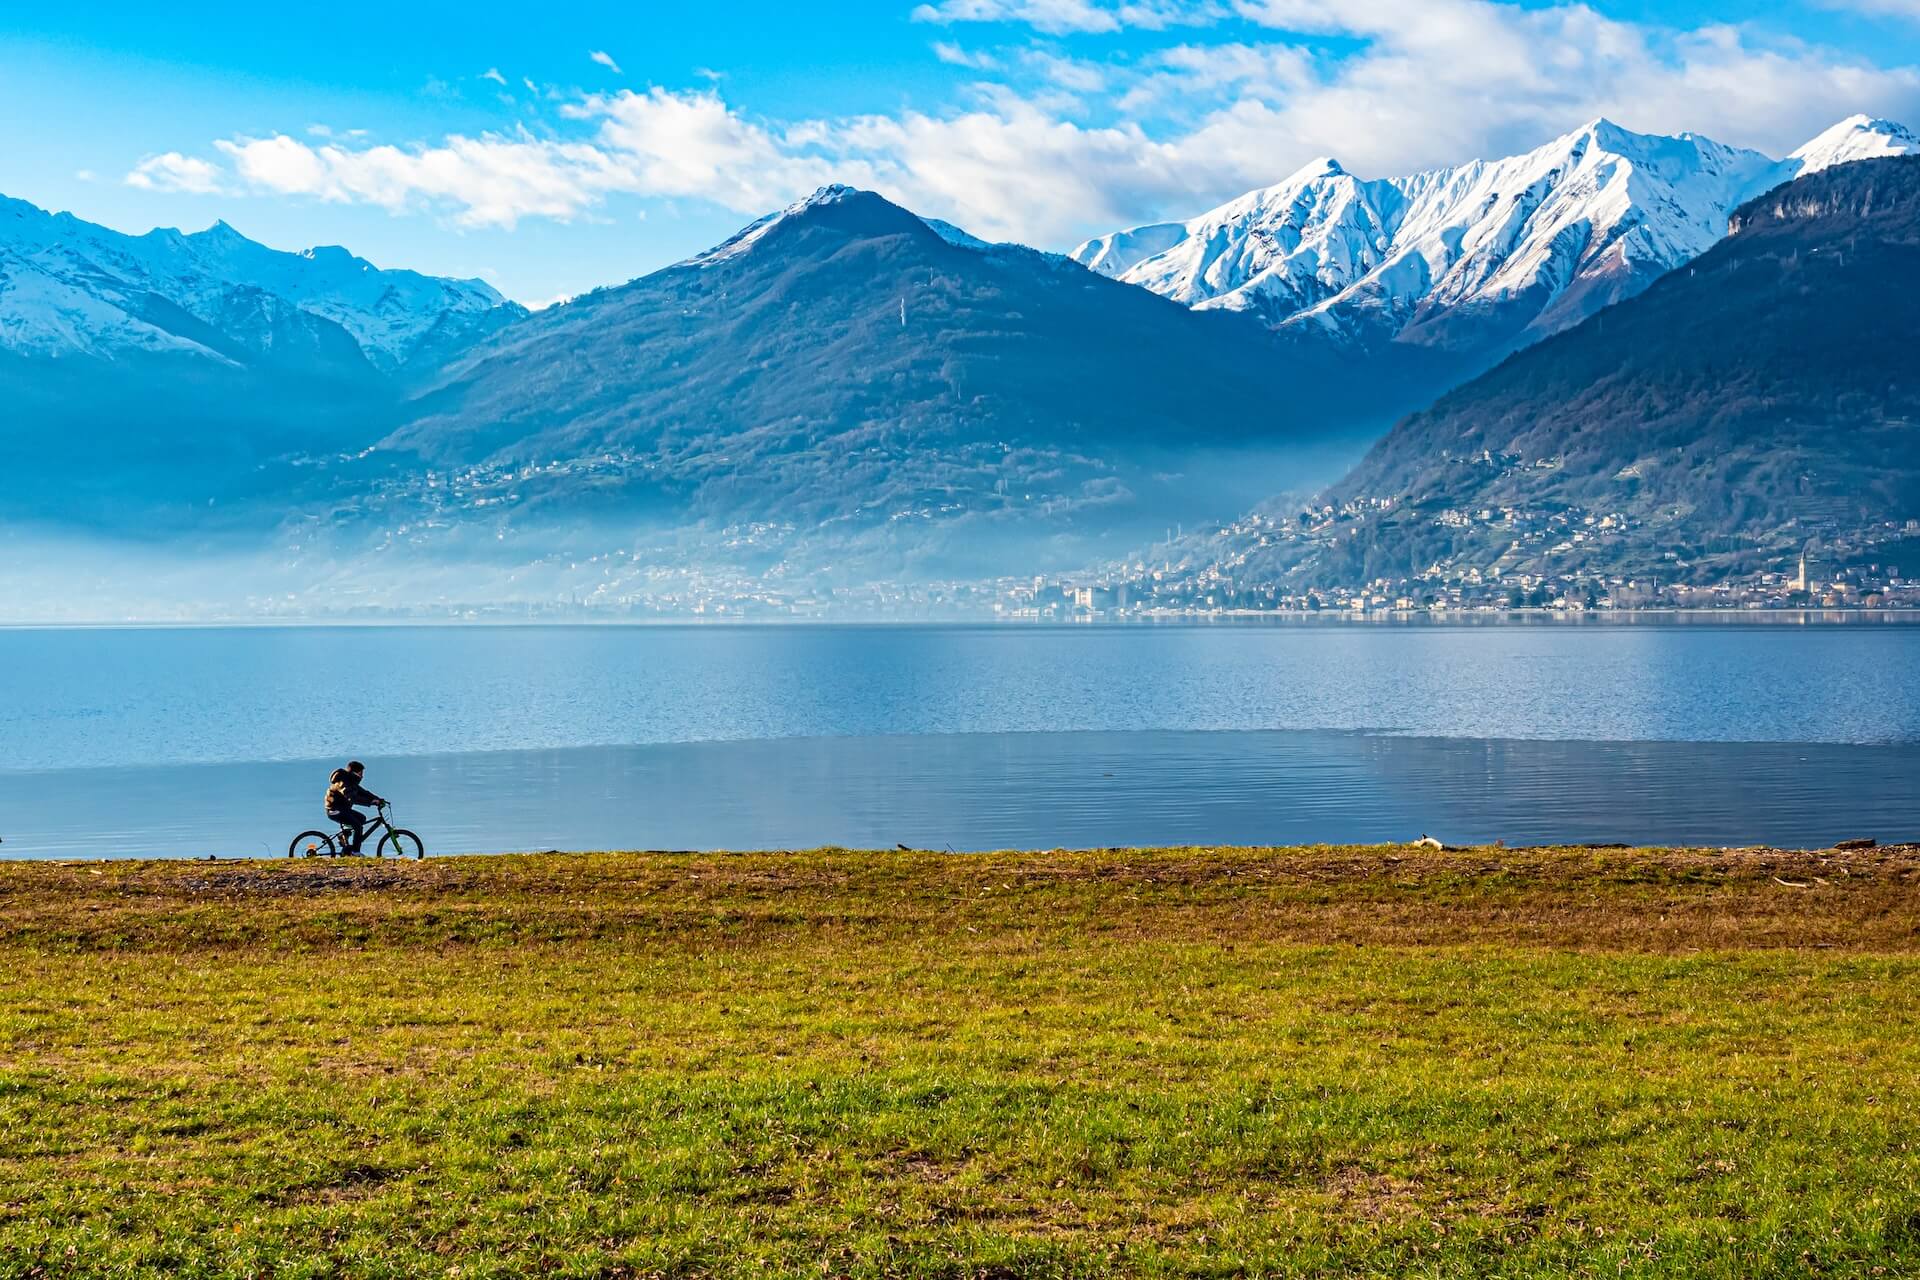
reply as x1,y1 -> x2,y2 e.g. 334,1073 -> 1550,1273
920,217 -> 994,251
1789,115 -> 1920,177
1074,114 -> 1911,351
686,185 -> 944,268
301,244 -> 363,268
1068,221 -> 1188,278
682,187 -> 857,268
800,183 -> 861,206
0,194 -> 517,368
684,209 -> 788,267
1286,156 -> 1346,182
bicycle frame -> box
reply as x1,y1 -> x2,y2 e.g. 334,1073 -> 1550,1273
334,807 -> 391,849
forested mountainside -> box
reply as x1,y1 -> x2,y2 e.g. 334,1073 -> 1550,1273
321,185 -> 1400,587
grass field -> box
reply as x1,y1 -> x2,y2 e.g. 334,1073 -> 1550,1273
3,843 -> 1919,1278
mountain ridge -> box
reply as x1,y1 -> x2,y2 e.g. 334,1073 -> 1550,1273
0,195 -> 524,374
1071,115 -> 1917,360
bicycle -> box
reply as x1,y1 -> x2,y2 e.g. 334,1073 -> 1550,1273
288,803 -> 425,859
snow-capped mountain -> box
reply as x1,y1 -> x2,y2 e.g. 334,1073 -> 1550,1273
1071,114 -> 1918,354
0,195 -> 522,372
1790,115 -> 1920,175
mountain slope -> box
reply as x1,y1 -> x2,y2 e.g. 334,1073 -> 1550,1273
1072,116 -> 1916,360
329,186 -> 1389,585
1295,155 -> 1920,587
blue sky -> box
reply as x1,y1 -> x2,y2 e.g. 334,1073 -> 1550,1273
8,0 -> 1920,303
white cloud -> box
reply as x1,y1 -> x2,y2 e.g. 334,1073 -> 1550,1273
1116,41 -> 1315,114
121,0 -> 1920,251
482,67 -> 508,85
126,85 -> 1200,243
1195,1 -> 1920,175
211,131 -> 635,228
911,0 -> 1219,35
577,88 -> 839,211
1018,48 -> 1110,93
589,50 -> 623,74
125,152 -> 228,195
932,41 -> 1000,69
913,0 -> 1121,33
160,91 -> 836,230
822,98 -> 1193,237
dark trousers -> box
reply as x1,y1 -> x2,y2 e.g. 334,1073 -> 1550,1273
329,808 -> 368,852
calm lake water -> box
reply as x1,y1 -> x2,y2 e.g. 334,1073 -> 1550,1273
2,620 -> 1917,857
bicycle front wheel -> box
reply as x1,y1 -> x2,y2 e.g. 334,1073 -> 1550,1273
289,830 -> 338,858
378,828 -> 426,859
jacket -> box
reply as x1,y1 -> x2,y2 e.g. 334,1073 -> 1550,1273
325,768 -> 384,814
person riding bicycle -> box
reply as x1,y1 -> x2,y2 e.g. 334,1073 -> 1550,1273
324,761 -> 387,854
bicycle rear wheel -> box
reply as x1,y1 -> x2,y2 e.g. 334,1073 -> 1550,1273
289,830 -> 338,858
378,828 -> 426,859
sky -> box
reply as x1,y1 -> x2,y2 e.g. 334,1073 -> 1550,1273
7,0 -> 1920,304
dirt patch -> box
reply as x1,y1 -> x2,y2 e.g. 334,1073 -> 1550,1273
267,1162 -> 402,1206
142,864 -> 422,898
1323,1165 -> 1424,1222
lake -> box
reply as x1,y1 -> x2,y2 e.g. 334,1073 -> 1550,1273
2,619 -> 1917,857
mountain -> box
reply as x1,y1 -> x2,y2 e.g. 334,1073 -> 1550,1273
0,195 -> 525,528
1188,155 -> 1920,595
13,121 -> 1916,617
0,196 -> 523,372
293,185 -> 1387,591
1789,114 -> 1920,175
1072,116 -> 1917,361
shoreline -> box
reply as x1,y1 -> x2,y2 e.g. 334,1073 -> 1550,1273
12,836 -> 1916,868
5,606 -> 1920,629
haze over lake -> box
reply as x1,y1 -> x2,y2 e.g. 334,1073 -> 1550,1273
1,619 -> 1916,858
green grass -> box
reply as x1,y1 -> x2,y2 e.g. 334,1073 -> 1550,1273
2,845 -> 1919,1277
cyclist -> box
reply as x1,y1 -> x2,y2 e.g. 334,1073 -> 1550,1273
324,760 -> 387,854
